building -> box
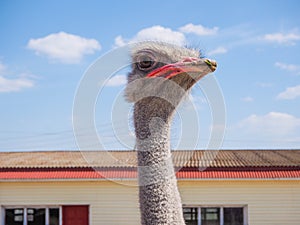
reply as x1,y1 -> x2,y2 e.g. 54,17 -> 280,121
0,150 -> 300,225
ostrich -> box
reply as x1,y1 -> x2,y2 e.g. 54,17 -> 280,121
125,42 -> 217,225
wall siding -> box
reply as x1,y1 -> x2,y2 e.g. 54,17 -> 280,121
178,180 -> 300,225
0,180 -> 299,225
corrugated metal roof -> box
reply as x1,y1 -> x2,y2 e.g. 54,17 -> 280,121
0,151 -> 137,168
175,150 -> 300,168
0,150 -> 299,169
1,167 -> 299,180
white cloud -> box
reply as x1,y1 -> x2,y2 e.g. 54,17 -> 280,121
135,26 -> 186,46
237,112 -> 300,137
207,46 -> 228,56
114,25 -> 186,47
226,112 -> 300,148
114,24 -> 220,48
241,97 -> 254,102
0,62 -> 35,93
179,23 -> 219,36
27,32 -> 101,64
275,62 -> 300,75
0,75 -> 34,93
114,35 -> 126,47
106,74 -> 127,87
263,32 -> 300,45
277,85 -> 300,100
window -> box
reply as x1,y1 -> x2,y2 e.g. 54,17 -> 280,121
5,208 -> 23,225
4,207 -> 60,225
183,206 -> 246,225
201,208 -> 220,225
27,208 -> 46,225
224,208 -> 243,225
49,208 -> 60,225
183,208 -> 198,225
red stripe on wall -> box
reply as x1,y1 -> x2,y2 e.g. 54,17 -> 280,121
0,167 -> 299,180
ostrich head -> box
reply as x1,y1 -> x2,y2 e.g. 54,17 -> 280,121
125,41 -> 217,140
125,41 -> 216,101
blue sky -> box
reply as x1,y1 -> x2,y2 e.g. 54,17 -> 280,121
1,0 -> 300,151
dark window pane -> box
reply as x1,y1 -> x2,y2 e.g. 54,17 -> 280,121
27,208 -> 46,225
201,208 -> 220,225
183,208 -> 198,225
224,208 -> 243,225
49,208 -> 60,225
5,208 -> 23,225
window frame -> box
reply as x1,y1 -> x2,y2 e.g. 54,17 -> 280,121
183,205 -> 248,225
2,206 -> 62,225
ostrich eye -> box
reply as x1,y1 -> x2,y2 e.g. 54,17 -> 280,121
137,55 -> 156,70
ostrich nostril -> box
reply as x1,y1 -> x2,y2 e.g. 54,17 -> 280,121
182,57 -> 199,62
204,59 -> 217,72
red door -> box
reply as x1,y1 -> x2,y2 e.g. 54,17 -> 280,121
63,205 -> 89,225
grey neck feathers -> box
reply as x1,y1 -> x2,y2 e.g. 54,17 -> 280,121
134,97 -> 186,225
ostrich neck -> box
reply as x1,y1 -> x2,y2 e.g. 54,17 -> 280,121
134,97 -> 185,225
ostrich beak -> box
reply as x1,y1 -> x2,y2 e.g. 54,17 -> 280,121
204,59 -> 217,72
147,58 -> 217,80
